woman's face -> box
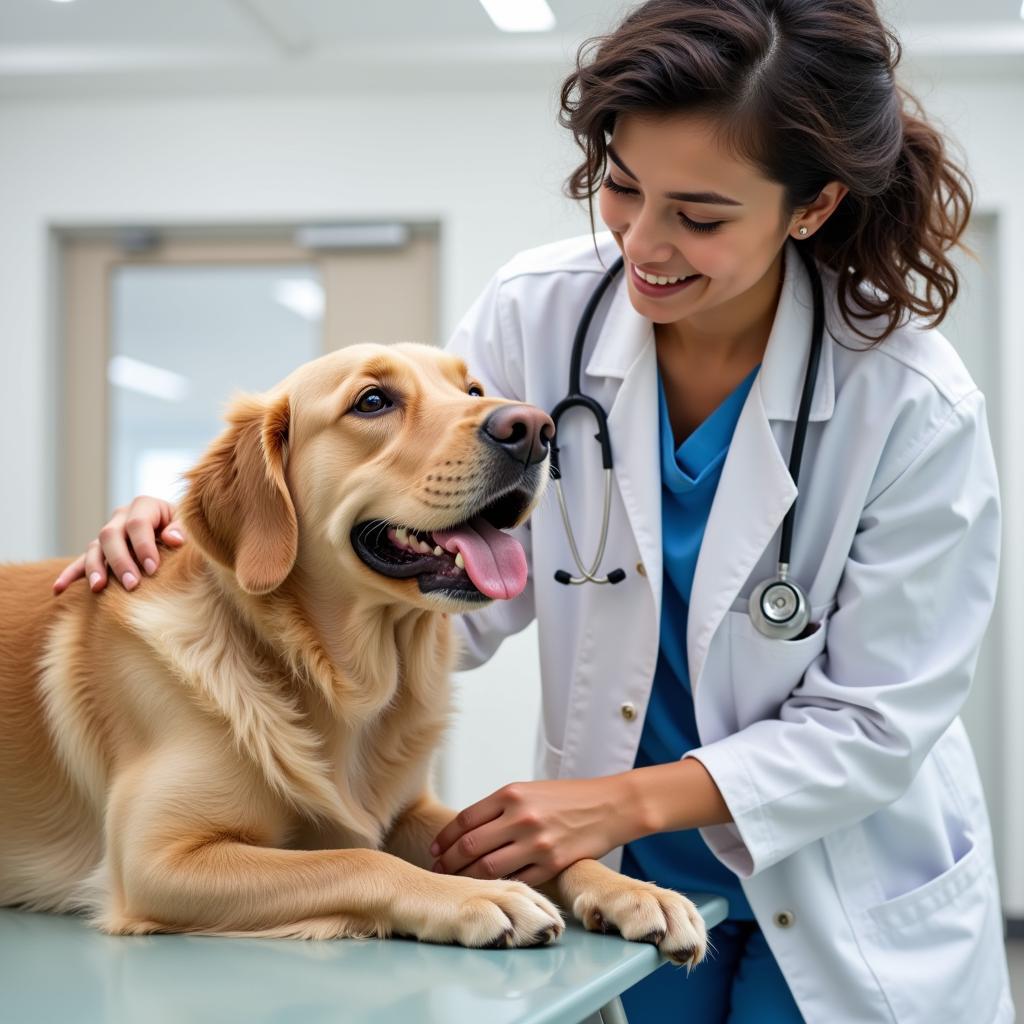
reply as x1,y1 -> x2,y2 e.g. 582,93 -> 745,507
598,112 -> 797,334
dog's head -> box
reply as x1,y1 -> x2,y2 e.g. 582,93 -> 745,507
178,343 -> 553,612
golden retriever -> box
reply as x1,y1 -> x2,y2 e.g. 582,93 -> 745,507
0,342 -> 706,964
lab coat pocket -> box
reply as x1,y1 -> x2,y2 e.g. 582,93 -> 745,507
857,831 -> 1006,1023
864,829 -> 983,931
725,601 -> 833,723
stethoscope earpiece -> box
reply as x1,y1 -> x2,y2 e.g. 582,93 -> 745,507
554,567 -> 626,585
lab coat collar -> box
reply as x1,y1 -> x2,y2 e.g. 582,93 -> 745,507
585,237 -> 835,424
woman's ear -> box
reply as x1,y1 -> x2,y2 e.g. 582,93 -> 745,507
179,391 -> 297,595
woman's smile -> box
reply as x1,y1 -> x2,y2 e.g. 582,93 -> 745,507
630,260 -> 705,298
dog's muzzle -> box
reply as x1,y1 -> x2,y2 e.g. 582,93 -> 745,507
350,404 -> 553,603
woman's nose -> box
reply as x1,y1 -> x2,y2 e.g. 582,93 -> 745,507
621,207 -> 677,268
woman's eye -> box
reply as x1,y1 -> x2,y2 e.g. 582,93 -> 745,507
602,174 -> 636,196
468,384 -> 484,397
354,388 -> 393,414
678,212 -> 723,235
602,174 -> 723,234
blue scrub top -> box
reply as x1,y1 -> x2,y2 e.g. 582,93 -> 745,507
620,360 -> 760,920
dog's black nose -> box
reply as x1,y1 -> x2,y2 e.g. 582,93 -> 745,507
481,405 -> 555,468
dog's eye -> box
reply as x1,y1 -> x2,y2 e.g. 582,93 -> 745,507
353,388 -> 393,415
468,384 -> 484,397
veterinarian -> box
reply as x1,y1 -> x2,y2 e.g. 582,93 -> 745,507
53,1 -> 1013,1021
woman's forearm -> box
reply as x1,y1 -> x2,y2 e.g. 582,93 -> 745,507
618,756 -> 733,842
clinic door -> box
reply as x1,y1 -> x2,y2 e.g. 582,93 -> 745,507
58,227 -> 437,555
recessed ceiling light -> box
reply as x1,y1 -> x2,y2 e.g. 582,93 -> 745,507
479,0 -> 556,33
48,0 -> 79,4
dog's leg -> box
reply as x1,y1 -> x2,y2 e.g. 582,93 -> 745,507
102,771 -> 564,947
540,859 -> 708,968
382,792 -> 463,870
107,836 -> 565,947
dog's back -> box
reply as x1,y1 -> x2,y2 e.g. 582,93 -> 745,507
0,560 -> 105,911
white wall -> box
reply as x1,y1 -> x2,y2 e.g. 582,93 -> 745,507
1,68 -> 1022,908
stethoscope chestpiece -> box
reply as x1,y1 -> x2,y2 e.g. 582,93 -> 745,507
748,572 -> 810,641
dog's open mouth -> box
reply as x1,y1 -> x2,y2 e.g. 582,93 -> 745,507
351,485 -> 535,602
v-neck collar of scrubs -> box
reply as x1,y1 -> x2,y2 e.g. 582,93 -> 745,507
658,362 -> 761,491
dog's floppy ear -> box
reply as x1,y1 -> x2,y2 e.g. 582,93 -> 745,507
179,391 -> 297,595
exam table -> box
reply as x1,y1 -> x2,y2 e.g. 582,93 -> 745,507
0,893 -> 727,1023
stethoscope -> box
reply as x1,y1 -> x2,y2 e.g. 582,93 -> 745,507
548,243 -> 825,641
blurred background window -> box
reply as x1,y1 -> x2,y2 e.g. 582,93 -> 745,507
109,264 -> 323,510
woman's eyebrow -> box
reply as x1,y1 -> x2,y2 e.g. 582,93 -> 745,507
606,145 -> 743,206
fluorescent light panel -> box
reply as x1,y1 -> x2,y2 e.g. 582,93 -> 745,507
294,223 -> 409,250
478,0 -> 556,33
274,279 -> 324,322
108,355 -> 190,402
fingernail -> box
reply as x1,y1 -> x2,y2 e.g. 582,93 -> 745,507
89,572 -> 102,588
165,530 -> 183,542
143,559 -> 157,575
430,842 -> 440,856
123,572 -> 138,589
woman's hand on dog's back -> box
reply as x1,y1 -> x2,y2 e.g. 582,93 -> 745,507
52,496 -> 185,595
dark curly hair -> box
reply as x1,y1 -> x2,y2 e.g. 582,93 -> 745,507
558,0 -> 975,347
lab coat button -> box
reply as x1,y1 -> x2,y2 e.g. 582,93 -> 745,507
620,702 -> 637,721
636,562 -> 647,577
773,910 -> 795,928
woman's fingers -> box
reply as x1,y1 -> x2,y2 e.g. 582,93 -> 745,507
126,505 -> 171,577
52,554 -> 87,594
433,816 -> 518,879
51,497 -> 185,596
83,540 -> 110,591
161,517 -> 186,545
99,514 -> 143,590
112,496 -> 178,585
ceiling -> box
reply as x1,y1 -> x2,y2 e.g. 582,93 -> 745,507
0,0 -> 1021,96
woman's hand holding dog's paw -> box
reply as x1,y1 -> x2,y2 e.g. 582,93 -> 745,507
396,873 -> 565,949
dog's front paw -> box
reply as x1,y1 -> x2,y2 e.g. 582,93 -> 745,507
565,866 -> 707,968
398,875 -> 565,950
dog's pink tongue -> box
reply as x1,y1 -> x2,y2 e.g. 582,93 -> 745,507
432,516 -> 528,600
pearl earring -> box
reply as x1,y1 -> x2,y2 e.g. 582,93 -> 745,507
798,226 -> 808,236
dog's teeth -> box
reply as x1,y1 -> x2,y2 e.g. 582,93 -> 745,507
396,527 -> 409,545
454,552 -> 465,569
433,546 -> 443,556
417,540 -> 433,554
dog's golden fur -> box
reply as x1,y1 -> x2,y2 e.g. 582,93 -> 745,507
0,343 -> 706,963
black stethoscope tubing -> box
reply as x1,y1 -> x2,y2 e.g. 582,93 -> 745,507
549,245 -> 825,640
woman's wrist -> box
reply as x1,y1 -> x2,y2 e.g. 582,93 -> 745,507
612,767 -> 666,844
616,756 -> 733,842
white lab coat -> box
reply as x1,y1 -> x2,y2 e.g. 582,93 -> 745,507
443,231 -> 1013,1023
